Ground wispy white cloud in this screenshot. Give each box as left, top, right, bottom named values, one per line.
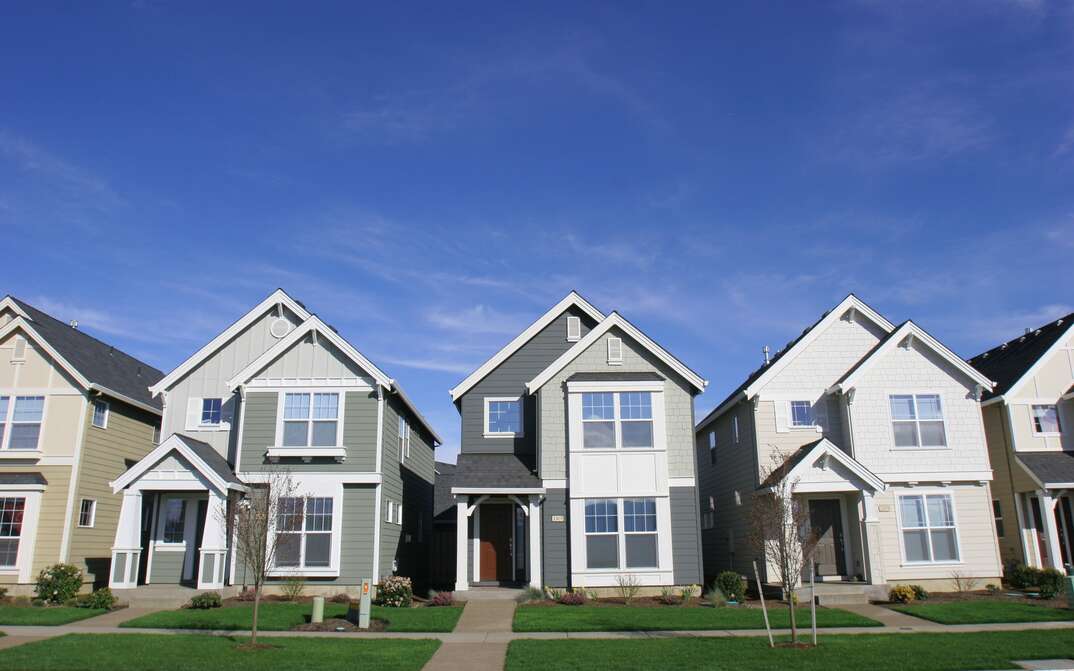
left=1054, top=122, right=1074, bottom=157
left=377, top=355, right=475, bottom=375
left=0, top=130, right=125, bottom=212
left=426, top=304, right=532, bottom=335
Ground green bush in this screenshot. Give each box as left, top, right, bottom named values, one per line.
left=0, top=586, right=7, bottom=600
left=373, top=575, right=413, bottom=607
left=1038, top=568, right=1065, bottom=599
left=1006, top=563, right=1037, bottom=589
left=188, top=592, right=223, bottom=609
left=889, top=585, right=916, bottom=604
left=910, top=584, right=929, bottom=601
left=704, top=584, right=726, bottom=608
left=75, top=588, right=116, bottom=610
left=516, top=586, right=545, bottom=604
left=715, top=571, right=745, bottom=602
left=35, top=564, right=83, bottom=605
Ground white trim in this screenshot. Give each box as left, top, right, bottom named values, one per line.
left=265, top=446, right=347, bottom=463
left=893, top=487, right=964, bottom=567
left=542, top=479, right=567, bottom=489
left=483, top=396, right=524, bottom=439
left=772, top=438, right=887, bottom=493
left=566, top=380, right=665, bottom=393
left=885, top=392, right=951, bottom=450
left=150, top=289, right=311, bottom=396
left=0, top=483, right=45, bottom=492
left=566, top=316, right=581, bottom=342
left=0, top=489, right=42, bottom=582
left=526, top=312, right=707, bottom=393
left=668, top=477, right=695, bottom=488
left=272, top=389, right=346, bottom=456
left=1030, top=403, right=1063, bottom=437
left=77, top=497, right=97, bottom=528
left=607, top=337, right=623, bottom=365
left=58, top=394, right=89, bottom=562
left=450, top=292, right=605, bottom=402
left=998, top=321, right=1074, bottom=403
left=0, top=297, right=30, bottom=319
left=451, top=487, right=546, bottom=495
left=91, top=399, right=109, bottom=429
left=110, top=434, right=246, bottom=494
left=87, top=384, right=161, bottom=416
left=0, top=318, right=91, bottom=390
left=877, top=471, right=993, bottom=483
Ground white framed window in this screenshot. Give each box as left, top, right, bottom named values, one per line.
left=92, top=400, right=109, bottom=429
left=701, top=495, right=716, bottom=530
left=898, top=493, right=960, bottom=564
left=0, top=496, right=26, bottom=567
left=275, top=496, right=333, bottom=569
left=1032, top=404, right=1062, bottom=435
left=789, top=401, right=814, bottom=427
left=162, top=499, right=186, bottom=544
left=583, top=498, right=618, bottom=569
left=484, top=397, right=523, bottom=437
left=395, top=502, right=403, bottom=525
left=890, top=394, right=947, bottom=448
left=398, top=414, right=410, bottom=462
left=280, top=392, right=340, bottom=447
left=78, top=498, right=96, bottom=528
left=566, top=316, right=581, bottom=342
left=583, top=497, right=659, bottom=570
left=385, top=500, right=394, bottom=523
left=201, top=398, right=222, bottom=426
left=607, top=337, right=623, bottom=365
left=12, top=336, right=26, bottom=362
left=185, top=397, right=232, bottom=431
left=1, top=396, right=44, bottom=451
left=732, top=415, right=739, bottom=444
left=992, top=499, right=1004, bottom=538
left=581, top=391, right=653, bottom=449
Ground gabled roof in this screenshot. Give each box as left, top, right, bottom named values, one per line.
left=110, top=434, right=245, bottom=494
left=696, top=294, right=895, bottom=430
left=0, top=297, right=164, bottom=413
left=449, top=291, right=605, bottom=402
left=525, top=312, right=707, bottom=394
left=830, top=320, right=994, bottom=394
left=149, top=288, right=311, bottom=396
left=968, top=312, right=1074, bottom=403
left=760, top=438, right=886, bottom=492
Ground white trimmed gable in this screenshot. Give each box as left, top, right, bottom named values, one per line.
left=245, top=331, right=375, bottom=384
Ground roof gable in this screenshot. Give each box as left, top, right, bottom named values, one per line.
left=969, top=313, right=1074, bottom=403
left=761, top=438, right=885, bottom=492
left=110, top=434, right=245, bottom=494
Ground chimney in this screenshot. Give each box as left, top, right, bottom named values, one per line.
left=762, top=345, right=771, bottom=365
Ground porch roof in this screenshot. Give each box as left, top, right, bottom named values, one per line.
left=110, top=433, right=245, bottom=494
left=0, top=472, right=47, bottom=486
left=449, top=453, right=542, bottom=494
left=760, top=437, right=886, bottom=493
left=1016, top=451, right=1074, bottom=489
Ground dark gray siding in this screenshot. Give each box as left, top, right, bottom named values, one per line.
left=339, top=485, right=376, bottom=583
left=542, top=489, right=569, bottom=587
left=459, top=306, right=598, bottom=456
left=670, top=486, right=702, bottom=584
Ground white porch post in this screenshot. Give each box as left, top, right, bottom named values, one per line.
left=528, top=496, right=542, bottom=589
left=109, top=490, right=142, bottom=589
left=197, top=490, right=229, bottom=590
left=455, top=497, right=469, bottom=591
left=859, top=490, right=884, bottom=585
left=1013, top=492, right=1037, bottom=567
left=1038, top=491, right=1065, bottom=570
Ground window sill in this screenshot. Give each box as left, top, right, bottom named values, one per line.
left=0, top=450, right=42, bottom=460
left=1033, top=432, right=1063, bottom=438
left=154, top=543, right=188, bottom=552
left=891, top=446, right=950, bottom=451
left=268, top=568, right=339, bottom=578
left=790, top=425, right=823, bottom=433
left=900, top=560, right=962, bottom=567
left=266, top=446, right=346, bottom=463
left=483, top=433, right=523, bottom=439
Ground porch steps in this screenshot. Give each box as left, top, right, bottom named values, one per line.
left=113, top=585, right=239, bottom=609
left=808, top=582, right=882, bottom=606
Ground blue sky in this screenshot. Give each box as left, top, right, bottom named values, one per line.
left=2, top=2, right=1073, bottom=462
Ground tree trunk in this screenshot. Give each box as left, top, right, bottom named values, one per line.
left=788, top=588, right=797, bottom=644
left=251, top=586, right=261, bottom=645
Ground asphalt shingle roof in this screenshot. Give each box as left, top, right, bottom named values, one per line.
left=1017, top=451, right=1074, bottom=486
left=175, top=434, right=242, bottom=485
left=452, top=453, right=540, bottom=489
left=969, top=313, right=1074, bottom=401
left=0, top=472, right=47, bottom=486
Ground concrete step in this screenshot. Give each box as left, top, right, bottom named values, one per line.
left=112, top=585, right=239, bottom=609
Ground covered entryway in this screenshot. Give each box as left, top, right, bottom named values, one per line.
left=478, top=503, right=515, bottom=582
left=809, top=498, right=847, bottom=577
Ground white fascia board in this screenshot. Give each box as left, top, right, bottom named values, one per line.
left=784, top=438, right=886, bottom=492
left=878, top=471, right=994, bottom=483
left=226, top=315, right=393, bottom=391
left=88, top=384, right=162, bottom=416
left=526, top=312, right=707, bottom=394
left=110, top=435, right=240, bottom=494
left=150, top=289, right=312, bottom=396
left=832, top=321, right=995, bottom=394
left=390, top=383, right=443, bottom=446
left=449, top=291, right=605, bottom=402
left=1001, top=321, right=1074, bottom=401
left=0, top=318, right=91, bottom=390
left=0, top=296, right=30, bottom=319
left=451, top=487, right=546, bottom=495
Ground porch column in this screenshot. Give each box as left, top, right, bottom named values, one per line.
left=528, top=496, right=542, bottom=589
left=455, top=497, right=469, bottom=591
left=109, top=490, right=142, bottom=589
left=859, top=491, right=884, bottom=585
left=197, top=490, right=229, bottom=590
left=1013, top=492, right=1037, bottom=567
left=1037, top=491, right=1064, bottom=570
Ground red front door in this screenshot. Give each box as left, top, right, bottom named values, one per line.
left=479, top=505, right=513, bottom=582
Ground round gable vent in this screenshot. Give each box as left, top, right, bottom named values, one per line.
left=269, top=318, right=292, bottom=339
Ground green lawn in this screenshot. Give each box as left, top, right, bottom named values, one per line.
left=890, top=599, right=1074, bottom=624
left=507, top=630, right=1074, bottom=671
left=0, top=634, right=438, bottom=671
left=0, top=606, right=108, bottom=626
left=120, top=602, right=463, bottom=632
left=512, top=604, right=880, bottom=632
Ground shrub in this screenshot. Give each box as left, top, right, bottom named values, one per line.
left=1038, top=568, right=1065, bottom=599
left=615, top=574, right=641, bottom=605
left=716, top=571, right=745, bottom=603
left=188, top=592, right=223, bottom=609
left=235, top=588, right=256, bottom=602
left=544, top=586, right=564, bottom=601
left=517, top=586, right=545, bottom=604
left=910, top=585, right=929, bottom=601
left=374, top=575, right=413, bottom=608
left=586, top=589, right=600, bottom=602
left=429, top=591, right=455, bottom=607
left=659, top=586, right=679, bottom=605
left=281, top=575, right=305, bottom=602
left=704, top=584, right=726, bottom=608
left=889, top=585, right=916, bottom=604
left=1006, top=563, right=1037, bottom=589
left=0, top=586, right=7, bottom=600
left=986, top=583, right=1001, bottom=594
left=558, top=591, right=586, bottom=606
left=680, top=584, right=698, bottom=606
left=75, top=588, right=117, bottom=610
left=950, top=571, right=979, bottom=593
left=330, top=593, right=352, bottom=604
left=35, top=564, right=83, bottom=605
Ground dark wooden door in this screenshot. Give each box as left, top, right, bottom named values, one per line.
left=479, top=505, right=513, bottom=582
left=1031, top=497, right=1050, bottom=563
left=809, top=499, right=846, bottom=576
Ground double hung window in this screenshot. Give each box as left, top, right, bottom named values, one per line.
left=276, top=497, right=333, bottom=568
left=0, top=497, right=25, bottom=567
left=583, top=497, right=660, bottom=569
left=282, top=393, right=339, bottom=447
left=890, top=394, right=947, bottom=448
left=581, top=392, right=653, bottom=449
left=899, top=494, right=959, bottom=563
left=0, top=396, right=44, bottom=450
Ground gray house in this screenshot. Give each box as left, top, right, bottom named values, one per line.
left=109, top=289, right=441, bottom=593
left=446, top=292, right=707, bottom=592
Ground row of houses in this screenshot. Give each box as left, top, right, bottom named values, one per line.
left=0, top=289, right=1070, bottom=599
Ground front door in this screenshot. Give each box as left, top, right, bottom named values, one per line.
left=809, top=499, right=846, bottom=576
left=1031, top=497, right=1049, bottom=565
left=479, top=505, right=513, bottom=582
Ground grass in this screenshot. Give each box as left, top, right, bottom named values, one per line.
left=120, top=602, right=464, bottom=632
left=506, top=630, right=1074, bottom=671
left=0, top=606, right=108, bottom=625
left=0, top=634, right=439, bottom=671
left=890, top=599, right=1074, bottom=624
left=512, top=604, right=880, bottom=632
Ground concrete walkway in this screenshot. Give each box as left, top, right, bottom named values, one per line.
left=424, top=599, right=516, bottom=671
left=838, top=602, right=936, bottom=628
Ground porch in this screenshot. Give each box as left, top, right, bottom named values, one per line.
left=453, top=491, right=543, bottom=591
left=1013, top=451, right=1074, bottom=570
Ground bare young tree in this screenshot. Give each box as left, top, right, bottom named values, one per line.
left=748, top=447, right=819, bottom=645
left=224, top=467, right=298, bottom=647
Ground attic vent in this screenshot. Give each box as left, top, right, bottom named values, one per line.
left=607, top=337, right=623, bottom=365
left=269, top=317, right=292, bottom=339
left=12, top=336, right=26, bottom=361
left=566, top=316, right=581, bottom=342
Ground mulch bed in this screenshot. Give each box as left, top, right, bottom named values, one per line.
left=292, top=617, right=387, bottom=632
left=879, top=589, right=1066, bottom=608
left=527, top=596, right=762, bottom=609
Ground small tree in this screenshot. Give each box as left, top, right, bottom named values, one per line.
left=749, top=447, right=819, bottom=645
left=225, top=468, right=297, bottom=646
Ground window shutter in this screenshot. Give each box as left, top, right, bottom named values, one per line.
left=774, top=401, right=789, bottom=433
left=607, top=337, right=623, bottom=364
left=566, top=316, right=581, bottom=342
left=185, top=398, right=202, bottom=430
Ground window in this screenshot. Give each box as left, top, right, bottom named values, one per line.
left=152, top=424, right=161, bottom=444
left=566, top=316, right=581, bottom=342
left=282, top=393, right=339, bottom=447
left=485, top=397, right=522, bottom=436
left=201, top=398, right=222, bottom=426
left=396, top=502, right=403, bottom=525
left=92, top=400, right=109, bottom=429
left=732, top=415, right=739, bottom=444
left=584, top=499, right=618, bottom=569
left=12, top=336, right=26, bottom=362
left=581, top=391, right=653, bottom=449
left=623, top=498, right=658, bottom=568
left=890, top=394, right=947, bottom=448
left=790, top=401, right=814, bottom=427
left=5, top=396, right=44, bottom=450
left=992, top=500, right=1004, bottom=538
left=78, top=499, right=96, bottom=528
left=162, top=499, right=186, bottom=543
left=1032, top=405, right=1062, bottom=435
left=701, top=496, right=716, bottom=530
left=0, top=497, right=25, bottom=567
left=385, top=500, right=394, bottom=523
left=584, top=497, right=659, bottom=570
left=276, top=496, right=333, bottom=568
left=398, top=415, right=410, bottom=461
left=708, top=430, right=717, bottom=465
left=607, top=337, right=623, bottom=364
left=0, top=397, right=6, bottom=448
left=899, top=494, right=959, bottom=563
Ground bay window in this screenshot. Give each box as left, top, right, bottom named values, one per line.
left=282, top=393, right=339, bottom=447
left=899, top=493, right=959, bottom=563
left=890, top=394, right=946, bottom=448
left=582, top=392, right=653, bottom=449
left=276, top=496, right=333, bottom=569
left=0, top=497, right=25, bottom=567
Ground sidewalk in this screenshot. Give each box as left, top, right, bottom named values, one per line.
left=424, top=600, right=516, bottom=670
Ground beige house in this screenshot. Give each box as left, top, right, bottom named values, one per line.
left=970, top=313, right=1074, bottom=571
left=0, top=296, right=162, bottom=594
left=695, top=295, right=1002, bottom=600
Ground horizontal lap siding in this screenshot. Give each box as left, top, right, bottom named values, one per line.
left=380, top=398, right=402, bottom=581
left=149, top=551, right=184, bottom=584
left=340, top=485, right=376, bottom=583
left=542, top=489, right=569, bottom=587
left=670, top=486, right=702, bottom=584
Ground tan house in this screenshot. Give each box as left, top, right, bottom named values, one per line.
left=970, top=313, right=1074, bottom=571
left=0, top=296, right=162, bottom=594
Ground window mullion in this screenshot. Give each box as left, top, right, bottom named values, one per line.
left=614, top=393, right=622, bottom=450
left=618, top=497, right=626, bottom=570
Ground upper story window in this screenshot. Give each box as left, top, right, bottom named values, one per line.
left=790, top=401, right=814, bottom=427
left=899, top=493, right=959, bottom=563
left=889, top=394, right=946, bottom=448
left=1032, top=404, right=1062, bottom=435
left=708, top=430, right=716, bottom=465
left=201, top=398, right=222, bottom=426
left=282, top=392, right=339, bottom=447
left=78, top=498, right=96, bottom=528
left=92, top=400, right=109, bottom=429
left=0, top=396, right=44, bottom=451
left=485, top=397, right=523, bottom=437
left=276, top=496, right=333, bottom=569
left=152, top=424, right=161, bottom=444
left=11, top=336, right=26, bottom=362
left=732, top=415, right=740, bottom=444
left=398, top=414, right=410, bottom=461
left=582, top=391, right=653, bottom=449
left=566, top=316, right=581, bottom=342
